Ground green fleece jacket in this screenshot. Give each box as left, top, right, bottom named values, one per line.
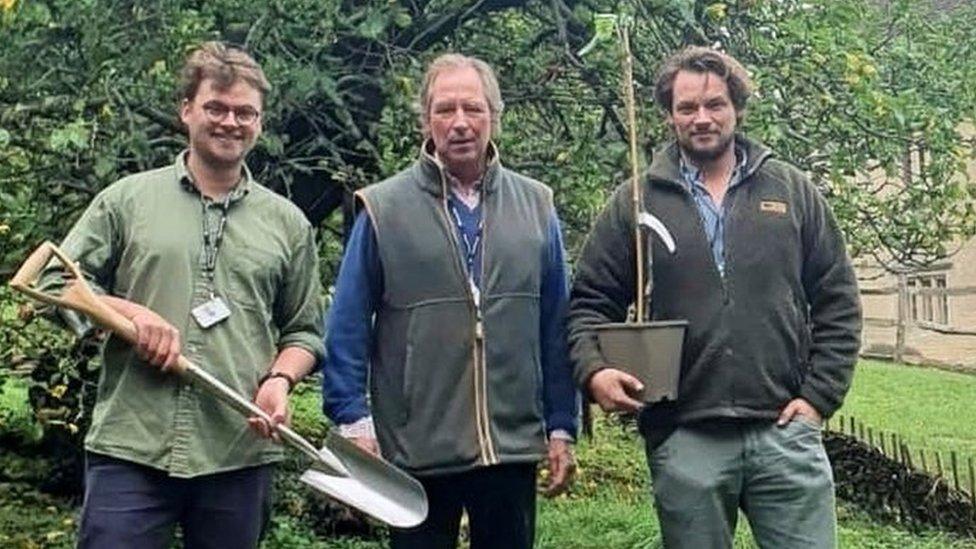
left=568, top=136, right=862, bottom=430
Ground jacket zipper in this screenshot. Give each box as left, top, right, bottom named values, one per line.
left=436, top=167, right=496, bottom=466
left=476, top=185, right=497, bottom=464
left=674, top=186, right=727, bottom=297
left=719, top=187, right=739, bottom=304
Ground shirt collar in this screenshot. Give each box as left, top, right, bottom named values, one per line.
left=175, top=150, right=252, bottom=203
left=678, top=145, right=748, bottom=193
left=439, top=162, right=484, bottom=195
left=418, top=139, right=501, bottom=197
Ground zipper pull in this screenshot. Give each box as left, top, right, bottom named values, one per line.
left=475, top=318, right=485, bottom=341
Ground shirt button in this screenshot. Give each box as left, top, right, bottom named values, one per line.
left=724, top=348, right=734, bottom=357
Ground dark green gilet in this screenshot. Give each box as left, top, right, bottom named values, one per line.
left=357, top=145, right=553, bottom=475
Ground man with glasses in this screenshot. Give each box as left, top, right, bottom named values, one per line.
left=322, top=53, right=578, bottom=548
left=48, top=41, right=324, bottom=548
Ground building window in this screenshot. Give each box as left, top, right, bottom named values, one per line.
left=907, top=273, right=948, bottom=326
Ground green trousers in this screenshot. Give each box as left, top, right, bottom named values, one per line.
left=646, top=418, right=836, bottom=549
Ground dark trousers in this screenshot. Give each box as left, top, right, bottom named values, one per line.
left=78, top=452, right=274, bottom=549
left=390, top=463, right=537, bottom=549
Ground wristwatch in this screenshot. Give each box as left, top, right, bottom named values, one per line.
left=258, top=370, right=296, bottom=393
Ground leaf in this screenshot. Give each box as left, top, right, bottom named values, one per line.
left=48, top=120, right=90, bottom=152
left=261, top=133, right=285, bottom=157
left=705, top=3, right=728, bottom=21
left=393, top=8, right=412, bottom=29
left=93, top=155, right=114, bottom=179
left=357, top=11, right=388, bottom=40
left=673, top=0, right=696, bottom=24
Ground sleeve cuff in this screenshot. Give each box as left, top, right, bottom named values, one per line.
left=799, top=384, right=840, bottom=419
left=572, top=341, right=606, bottom=389
left=548, top=429, right=575, bottom=443
left=278, top=334, right=326, bottom=364
left=338, top=416, right=376, bottom=439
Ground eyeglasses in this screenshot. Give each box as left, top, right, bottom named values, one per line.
left=200, top=100, right=262, bottom=126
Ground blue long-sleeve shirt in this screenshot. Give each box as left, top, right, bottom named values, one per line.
left=322, top=197, right=578, bottom=438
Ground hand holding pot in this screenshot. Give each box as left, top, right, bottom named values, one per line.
left=588, top=367, right=644, bottom=413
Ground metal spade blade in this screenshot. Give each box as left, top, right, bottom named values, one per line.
left=300, top=434, right=428, bottom=529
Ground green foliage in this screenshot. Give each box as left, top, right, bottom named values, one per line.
left=262, top=515, right=384, bottom=549
left=0, top=377, right=42, bottom=445
left=0, top=0, right=359, bottom=276
left=0, top=482, right=75, bottom=549
left=2, top=0, right=973, bottom=275
left=0, top=286, right=93, bottom=439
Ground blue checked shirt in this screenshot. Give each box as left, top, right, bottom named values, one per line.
left=679, top=147, right=748, bottom=277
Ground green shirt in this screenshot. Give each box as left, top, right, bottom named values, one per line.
left=51, top=152, right=325, bottom=477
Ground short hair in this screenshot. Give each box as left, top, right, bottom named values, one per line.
left=417, top=53, right=504, bottom=136
left=653, top=46, right=753, bottom=122
left=178, top=41, right=271, bottom=103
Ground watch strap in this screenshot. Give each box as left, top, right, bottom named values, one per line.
left=258, top=370, right=296, bottom=393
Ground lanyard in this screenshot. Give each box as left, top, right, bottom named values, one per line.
left=201, top=195, right=231, bottom=297
left=449, top=202, right=483, bottom=277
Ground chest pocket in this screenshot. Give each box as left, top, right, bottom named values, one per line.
left=731, top=194, right=801, bottom=272
left=219, top=240, right=284, bottom=316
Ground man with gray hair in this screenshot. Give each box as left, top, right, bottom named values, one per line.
left=569, top=46, right=861, bottom=547
left=47, top=41, right=325, bottom=547
left=322, top=53, right=578, bottom=548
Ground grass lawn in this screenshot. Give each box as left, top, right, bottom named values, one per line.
left=2, top=360, right=976, bottom=548
left=834, top=359, right=976, bottom=491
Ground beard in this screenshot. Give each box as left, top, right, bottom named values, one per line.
left=192, top=132, right=252, bottom=171
left=678, top=130, right=735, bottom=164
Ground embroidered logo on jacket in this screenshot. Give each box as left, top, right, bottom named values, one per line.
left=759, top=200, right=788, bottom=216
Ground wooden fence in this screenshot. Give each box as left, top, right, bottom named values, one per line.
left=826, top=413, right=975, bottom=508
left=861, top=276, right=976, bottom=363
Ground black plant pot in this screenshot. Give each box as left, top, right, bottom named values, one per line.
left=594, top=320, right=688, bottom=403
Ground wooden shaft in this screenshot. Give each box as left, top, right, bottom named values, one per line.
left=967, top=457, right=974, bottom=506
left=951, top=451, right=960, bottom=491
left=618, top=24, right=644, bottom=321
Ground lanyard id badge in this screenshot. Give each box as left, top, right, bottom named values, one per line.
left=449, top=201, right=483, bottom=302
left=191, top=295, right=231, bottom=328
left=193, top=195, right=232, bottom=329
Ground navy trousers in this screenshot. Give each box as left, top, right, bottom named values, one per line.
left=78, top=452, right=274, bottom=549
left=390, top=463, right=537, bottom=549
